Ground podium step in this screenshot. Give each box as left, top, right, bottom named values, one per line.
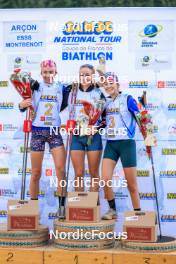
left=53, top=220, right=115, bottom=250
left=0, top=224, right=48, bottom=247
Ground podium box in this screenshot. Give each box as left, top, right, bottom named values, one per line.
left=7, top=200, right=39, bottom=231
left=123, top=211, right=158, bottom=242
left=66, top=192, right=100, bottom=222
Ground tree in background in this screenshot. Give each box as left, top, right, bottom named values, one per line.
left=0, top=0, right=176, bottom=8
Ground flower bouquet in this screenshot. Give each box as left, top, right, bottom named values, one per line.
left=77, top=99, right=105, bottom=145
left=136, top=110, right=157, bottom=158
left=10, top=68, right=32, bottom=100
left=10, top=68, right=34, bottom=119
left=76, top=114, right=90, bottom=136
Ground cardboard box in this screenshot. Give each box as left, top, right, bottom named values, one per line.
left=66, top=192, right=100, bottom=222
left=123, top=211, right=158, bottom=242
left=7, top=200, right=39, bottom=230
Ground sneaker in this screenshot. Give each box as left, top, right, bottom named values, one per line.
left=102, top=208, right=117, bottom=220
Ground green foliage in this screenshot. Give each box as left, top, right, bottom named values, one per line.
left=0, top=0, right=176, bottom=8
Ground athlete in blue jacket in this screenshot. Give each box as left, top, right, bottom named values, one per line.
left=101, top=72, right=141, bottom=220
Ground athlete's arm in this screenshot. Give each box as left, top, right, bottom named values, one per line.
left=60, top=84, right=72, bottom=112
left=18, top=79, right=39, bottom=112
left=127, top=95, right=140, bottom=114
left=30, top=79, right=40, bottom=92
left=19, top=98, right=32, bottom=112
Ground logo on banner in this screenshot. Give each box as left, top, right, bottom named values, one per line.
left=0, top=210, right=7, bottom=217
left=114, top=192, right=128, bottom=199
left=62, top=51, right=112, bottom=61
left=139, top=192, right=156, bottom=200
left=168, top=104, right=176, bottom=111
left=54, top=191, right=60, bottom=197
left=48, top=212, right=58, bottom=219
left=63, top=21, right=113, bottom=35
left=26, top=190, right=45, bottom=198
left=0, top=144, right=12, bottom=153
left=139, top=24, right=163, bottom=48
left=168, top=123, right=176, bottom=135
left=137, top=147, right=148, bottom=157
left=138, top=54, right=170, bottom=69
left=161, top=215, right=176, bottom=222
left=4, top=21, right=46, bottom=50
left=18, top=168, right=31, bottom=176
left=153, top=125, right=158, bottom=133
left=54, top=21, right=122, bottom=61
left=15, top=56, right=22, bottom=64
left=11, top=24, right=37, bottom=32
left=141, top=55, right=151, bottom=66
left=167, top=193, right=176, bottom=199
left=0, top=81, right=8, bottom=87
left=162, top=148, right=176, bottom=155
left=0, top=168, right=9, bottom=174
left=146, top=103, right=159, bottom=112
left=155, top=56, right=170, bottom=65
left=139, top=24, right=163, bottom=38
left=137, top=170, right=150, bottom=177
left=0, top=189, right=17, bottom=197
left=0, top=102, right=14, bottom=109
left=160, top=171, right=176, bottom=178
left=14, top=56, right=23, bottom=68
left=46, top=169, right=53, bottom=176
left=8, top=55, right=42, bottom=71
left=0, top=124, right=18, bottom=132
left=157, top=81, right=176, bottom=88
left=129, top=81, right=149, bottom=88
left=20, top=146, right=30, bottom=153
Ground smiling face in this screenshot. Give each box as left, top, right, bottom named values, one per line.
left=103, top=78, right=119, bottom=97
left=79, top=66, right=94, bottom=88
left=40, top=60, right=57, bottom=84
left=41, top=66, right=57, bottom=84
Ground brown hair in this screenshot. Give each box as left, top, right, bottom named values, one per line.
left=79, top=64, right=95, bottom=74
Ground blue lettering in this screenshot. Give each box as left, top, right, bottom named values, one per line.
left=11, top=24, right=37, bottom=32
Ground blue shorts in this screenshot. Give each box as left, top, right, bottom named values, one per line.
left=71, top=133, right=102, bottom=151
left=30, top=127, right=63, bottom=152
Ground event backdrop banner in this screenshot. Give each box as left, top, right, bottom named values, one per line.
left=0, top=8, right=176, bottom=237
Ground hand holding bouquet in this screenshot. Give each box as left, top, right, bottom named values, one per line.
left=10, top=69, right=32, bottom=100
left=77, top=99, right=105, bottom=144
left=136, top=110, right=157, bottom=158
left=76, top=114, right=90, bottom=136
left=10, top=69, right=35, bottom=120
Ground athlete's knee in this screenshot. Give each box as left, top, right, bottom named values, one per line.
left=31, top=169, right=41, bottom=182
left=102, top=173, right=110, bottom=183
left=89, top=168, right=99, bottom=179
left=55, top=165, right=65, bottom=175
left=75, top=168, right=84, bottom=178
left=128, top=183, right=138, bottom=194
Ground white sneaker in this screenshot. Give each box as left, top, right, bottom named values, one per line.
left=102, top=208, right=117, bottom=220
